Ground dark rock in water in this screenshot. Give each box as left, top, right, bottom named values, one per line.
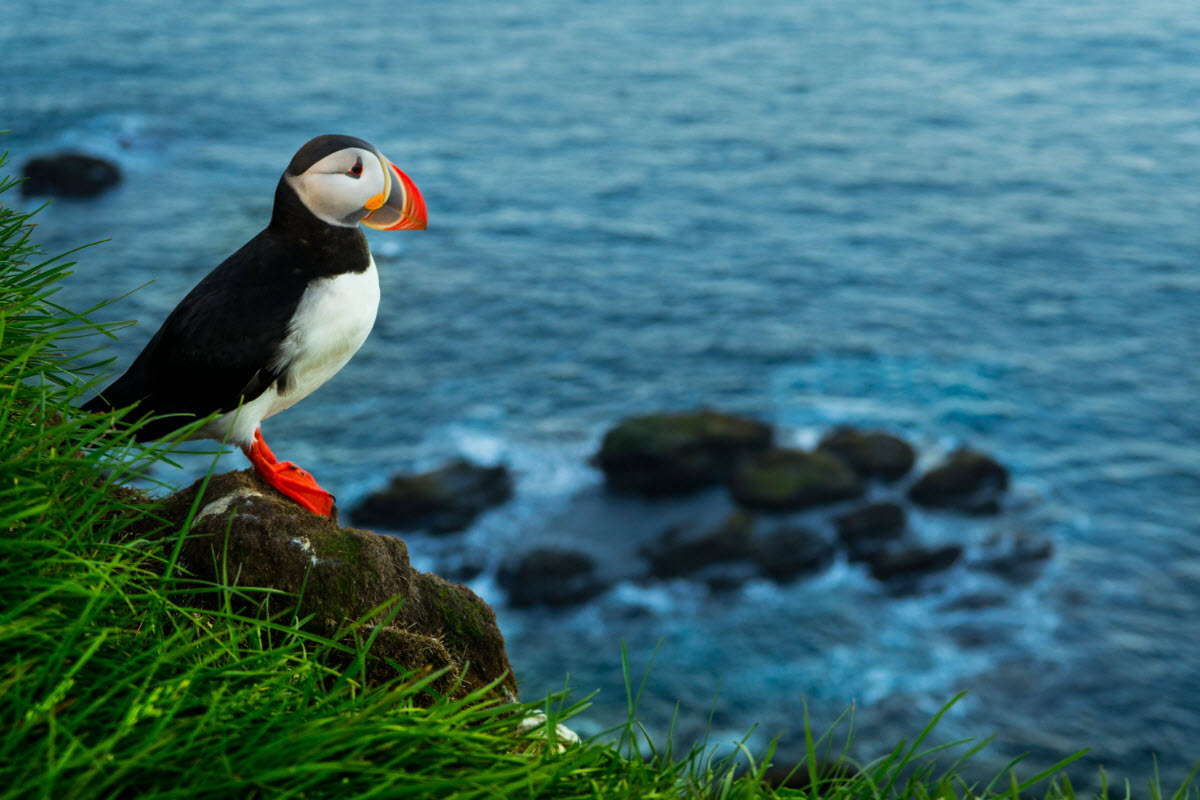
left=817, top=427, right=915, bottom=481
left=753, top=525, right=835, bottom=582
left=836, top=502, right=906, bottom=539
left=941, top=592, right=1010, bottom=612
left=594, top=409, right=773, bottom=495
left=441, top=558, right=486, bottom=584
left=729, top=448, right=864, bottom=511
left=642, top=510, right=757, bottom=579
left=351, top=458, right=513, bottom=534
left=908, top=449, right=1009, bottom=514
left=146, top=470, right=517, bottom=700
left=498, top=548, right=607, bottom=608
left=22, top=152, right=122, bottom=197
left=976, top=529, right=1053, bottom=581
left=764, top=761, right=855, bottom=792
left=869, top=544, right=963, bottom=581
left=835, top=502, right=907, bottom=561
left=696, top=560, right=763, bottom=593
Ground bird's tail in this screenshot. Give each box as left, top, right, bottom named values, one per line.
left=78, top=384, right=161, bottom=443
left=80, top=389, right=207, bottom=444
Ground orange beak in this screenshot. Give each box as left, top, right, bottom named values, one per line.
left=362, top=160, right=427, bottom=231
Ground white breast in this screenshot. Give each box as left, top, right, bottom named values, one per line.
left=268, top=256, right=381, bottom=412
left=200, top=257, right=381, bottom=446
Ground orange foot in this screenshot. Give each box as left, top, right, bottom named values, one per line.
left=242, top=426, right=335, bottom=517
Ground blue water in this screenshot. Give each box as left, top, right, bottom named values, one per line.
left=6, top=0, right=1200, bottom=785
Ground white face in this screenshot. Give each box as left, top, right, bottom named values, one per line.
left=286, top=146, right=389, bottom=227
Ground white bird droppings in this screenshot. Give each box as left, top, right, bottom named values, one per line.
left=516, top=713, right=581, bottom=753
left=196, top=489, right=266, bottom=522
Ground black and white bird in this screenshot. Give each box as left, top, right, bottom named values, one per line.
left=82, top=134, right=427, bottom=516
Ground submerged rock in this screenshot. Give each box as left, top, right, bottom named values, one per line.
left=753, top=525, right=836, bottom=582
left=868, top=544, right=963, bottom=582
left=729, top=448, right=864, bottom=511
left=817, top=428, right=915, bottom=482
left=150, top=470, right=517, bottom=699
left=835, top=502, right=907, bottom=561
left=975, top=529, right=1053, bottom=581
left=22, top=152, right=122, bottom=197
left=498, top=548, right=608, bottom=608
left=351, top=458, right=513, bottom=534
left=908, top=449, right=1008, bottom=514
left=696, top=561, right=764, bottom=593
left=594, top=409, right=773, bottom=495
left=641, top=510, right=757, bottom=579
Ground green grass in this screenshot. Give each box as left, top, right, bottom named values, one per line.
left=1, top=152, right=1196, bottom=799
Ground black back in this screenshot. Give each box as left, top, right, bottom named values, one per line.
left=82, top=176, right=371, bottom=440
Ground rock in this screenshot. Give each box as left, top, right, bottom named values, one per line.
left=497, top=548, right=607, bottom=608
left=351, top=458, right=513, bottom=534
left=21, top=152, right=121, bottom=197
left=753, top=526, right=835, bottom=582
left=729, top=448, right=864, bottom=511
left=941, top=592, right=1009, bottom=612
left=696, top=561, right=763, bottom=593
left=441, top=559, right=486, bottom=584
left=908, top=449, right=1009, bottom=514
left=594, top=409, right=773, bottom=495
left=868, top=544, right=963, bottom=581
left=835, top=502, right=906, bottom=561
left=817, top=428, right=916, bottom=481
left=976, top=530, right=1053, bottom=581
left=147, top=470, right=517, bottom=700
left=642, top=510, right=757, bottom=579
left=764, top=761, right=855, bottom=792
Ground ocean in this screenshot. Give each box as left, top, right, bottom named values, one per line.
left=5, top=0, right=1200, bottom=784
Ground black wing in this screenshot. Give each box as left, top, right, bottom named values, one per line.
left=83, top=229, right=307, bottom=440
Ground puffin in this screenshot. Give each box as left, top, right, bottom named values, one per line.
left=82, top=134, right=427, bottom=517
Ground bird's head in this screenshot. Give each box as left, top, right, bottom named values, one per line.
left=283, top=134, right=427, bottom=231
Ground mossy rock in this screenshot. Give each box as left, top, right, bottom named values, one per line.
left=817, top=427, right=915, bottom=482
left=729, top=448, right=865, bottom=511
left=147, top=470, right=517, bottom=701
left=594, top=409, right=773, bottom=495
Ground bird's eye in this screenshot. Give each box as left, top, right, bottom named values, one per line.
left=346, top=157, right=363, bottom=178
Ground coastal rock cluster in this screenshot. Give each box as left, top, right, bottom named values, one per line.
left=355, top=410, right=1050, bottom=609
